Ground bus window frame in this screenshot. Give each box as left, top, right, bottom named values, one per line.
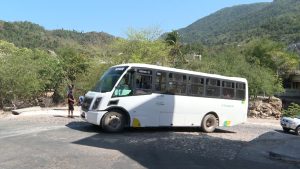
left=205, top=78, right=221, bottom=98
left=132, top=67, right=154, bottom=96
left=235, top=82, right=246, bottom=100
left=118, top=66, right=247, bottom=101
left=166, top=72, right=188, bottom=95
left=221, top=80, right=235, bottom=99
left=154, top=70, right=168, bottom=94
left=187, top=75, right=205, bottom=97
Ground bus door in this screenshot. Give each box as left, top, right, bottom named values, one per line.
left=130, top=68, right=159, bottom=126
left=153, top=71, right=175, bottom=126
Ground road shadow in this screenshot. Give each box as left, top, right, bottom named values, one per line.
left=72, top=131, right=243, bottom=169
left=274, top=129, right=298, bottom=136
left=66, top=121, right=236, bottom=134
left=71, top=130, right=299, bottom=169
left=52, top=108, right=68, bottom=110
left=66, top=121, right=101, bottom=133
left=127, top=127, right=236, bottom=134
left=236, top=131, right=300, bottom=167
left=53, top=115, right=80, bottom=118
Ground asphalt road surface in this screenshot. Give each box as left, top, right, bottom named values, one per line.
left=0, top=113, right=299, bottom=169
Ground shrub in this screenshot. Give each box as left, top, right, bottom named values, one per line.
left=282, top=103, right=300, bottom=117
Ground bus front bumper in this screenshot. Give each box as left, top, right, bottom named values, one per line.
left=81, top=110, right=107, bottom=126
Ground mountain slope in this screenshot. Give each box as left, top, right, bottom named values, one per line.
left=0, top=21, right=114, bottom=50
left=178, top=0, right=300, bottom=45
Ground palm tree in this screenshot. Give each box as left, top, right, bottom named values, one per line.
left=165, top=31, right=184, bottom=67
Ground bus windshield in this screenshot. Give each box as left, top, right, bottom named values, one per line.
left=92, top=66, right=128, bottom=93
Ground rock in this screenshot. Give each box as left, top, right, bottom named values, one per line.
left=3, top=106, right=15, bottom=112
left=248, top=97, right=282, bottom=118
left=249, top=110, right=260, bottom=117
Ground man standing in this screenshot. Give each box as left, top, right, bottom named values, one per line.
left=68, top=89, right=75, bottom=118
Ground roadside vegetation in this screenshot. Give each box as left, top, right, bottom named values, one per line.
left=282, top=103, right=300, bottom=117
left=0, top=24, right=299, bottom=109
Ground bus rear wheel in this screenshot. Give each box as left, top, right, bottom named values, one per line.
left=102, top=111, right=125, bottom=133
left=201, top=114, right=218, bottom=133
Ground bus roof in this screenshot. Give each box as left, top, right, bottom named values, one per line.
left=113, top=63, right=247, bottom=83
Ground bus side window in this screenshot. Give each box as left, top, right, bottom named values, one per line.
left=155, top=71, right=167, bottom=93
left=222, top=81, right=235, bottom=99
left=188, top=76, right=204, bottom=96
left=134, top=69, right=152, bottom=95
left=206, top=78, right=220, bottom=97
left=166, top=73, right=186, bottom=95
left=236, top=82, right=246, bottom=100
left=176, top=74, right=187, bottom=95
left=167, top=73, right=176, bottom=94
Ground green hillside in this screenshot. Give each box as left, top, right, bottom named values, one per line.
left=177, top=0, right=300, bottom=45
left=0, top=21, right=114, bottom=51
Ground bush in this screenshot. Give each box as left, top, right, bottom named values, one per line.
left=282, top=103, right=300, bottom=117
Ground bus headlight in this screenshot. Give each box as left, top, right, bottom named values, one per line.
left=92, top=97, right=102, bottom=110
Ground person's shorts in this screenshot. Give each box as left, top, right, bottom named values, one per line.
left=68, top=104, right=74, bottom=111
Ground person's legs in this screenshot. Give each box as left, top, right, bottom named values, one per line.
left=68, top=104, right=71, bottom=117
left=70, top=104, right=74, bottom=118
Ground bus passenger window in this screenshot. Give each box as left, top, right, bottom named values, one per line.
left=155, top=71, right=167, bottom=93
left=134, top=69, right=152, bottom=95
left=176, top=75, right=187, bottom=95
left=236, top=83, right=246, bottom=100
left=166, top=73, right=186, bottom=95
left=221, top=81, right=234, bottom=99
left=175, top=74, right=186, bottom=95
left=206, top=78, right=220, bottom=97
left=188, top=76, right=204, bottom=96
left=167, top=73, right=176, bottom=94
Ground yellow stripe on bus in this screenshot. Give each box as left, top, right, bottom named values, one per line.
left=132, top=118, right=141, bottom=127
left=224, top=120, right=231, bottom=126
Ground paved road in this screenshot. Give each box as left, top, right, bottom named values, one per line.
left=0, top=113, right=299, bottom=169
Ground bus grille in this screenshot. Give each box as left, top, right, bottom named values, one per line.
left=81, top=97, right=93, bottom=112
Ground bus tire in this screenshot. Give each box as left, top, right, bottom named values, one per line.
left=101, top=111, right=125, bottom=133
left=201, top=114, right=218, bottom=133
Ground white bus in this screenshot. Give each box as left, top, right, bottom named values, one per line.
left=81, top=63, right=248, bottom=132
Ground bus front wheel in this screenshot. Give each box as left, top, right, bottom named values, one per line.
left=102, top=111, right=125, bottom=132
left=201, top=114, right=218, bottom=133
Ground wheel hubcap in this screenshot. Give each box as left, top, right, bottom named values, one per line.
left=109, top=115, right=121, bottom=128
left=206, top=118, right=214, bottom=128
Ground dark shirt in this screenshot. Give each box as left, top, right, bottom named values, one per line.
left=68, top=92, right=74, bottom=105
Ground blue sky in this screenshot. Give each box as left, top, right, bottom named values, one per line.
left=0, top=0, right=272, bottom=37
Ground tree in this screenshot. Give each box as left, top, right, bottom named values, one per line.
left=243, top=39, right=298, bottom=76
left=165, top=31, right=185, bottom=67
left=109, top=28, right=171, bottom=66
left=74, top=58, right=111, bottom=96
left=57, top=47, right=89, bottom=82
left=0, top=40, right=59, bottom=107
left=51, top=47, right=89, bottom=103
left=126, top=26, right=163, bottom=42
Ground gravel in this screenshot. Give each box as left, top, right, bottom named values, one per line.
left=0, top=108, right=281, bottom=142
left=0, top=108, right=283, bottom=160
left=1, top=110, right=295, bottom=168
